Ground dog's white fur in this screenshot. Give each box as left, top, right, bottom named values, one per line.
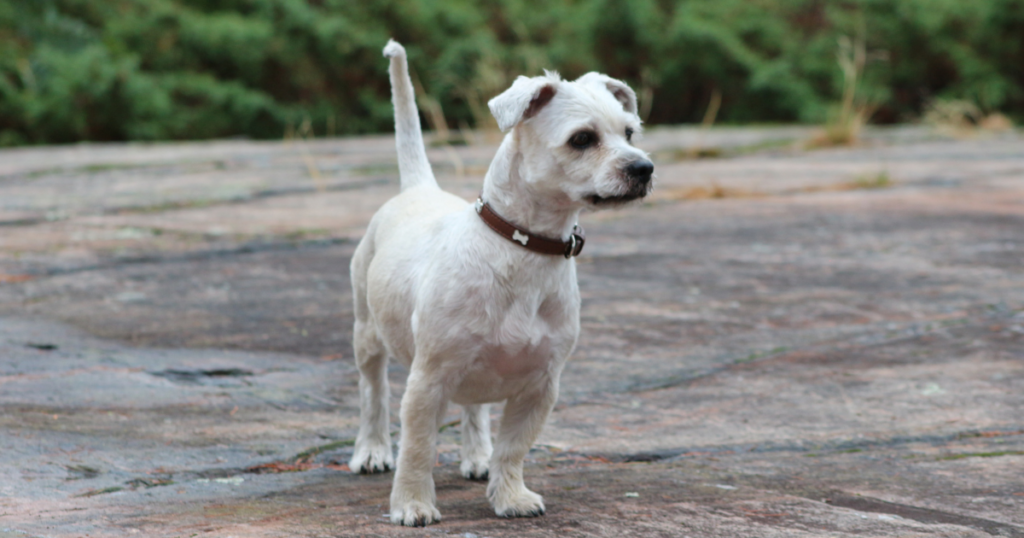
left=349, top=39, right=652, bottom=527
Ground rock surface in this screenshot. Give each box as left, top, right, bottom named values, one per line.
left=1, top=126, right=1022, bottom=537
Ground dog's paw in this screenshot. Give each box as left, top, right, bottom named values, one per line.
left=349, top=442, right=394, bottom=474
left=491, top=487, right=546, bottom=518
left=390, top=501, right=441, bottom=527
left=460, top=458, right=489, bottom=480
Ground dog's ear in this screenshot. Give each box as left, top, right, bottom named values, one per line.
left=575, top=72, right=638, bottom=116
left=488, top=75, right=559, bottom=132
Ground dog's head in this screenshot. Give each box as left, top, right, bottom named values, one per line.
left=488, top=71, right=654, bottom=209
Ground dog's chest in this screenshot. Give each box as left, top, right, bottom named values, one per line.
left=484, top=314, right=559, bottom=377
left=452, top=292, right=578, bottom=404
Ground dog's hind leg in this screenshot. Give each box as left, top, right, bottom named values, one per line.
left=349, top=319, right=394, bottom=474
left=349, top=238, right=394, bottom=474
left=486, top=378, right=557, bottom=518
left=460, top=404, right=492, bottom=480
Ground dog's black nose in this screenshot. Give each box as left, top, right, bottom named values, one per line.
left=626, top=160, right=654, bottom=182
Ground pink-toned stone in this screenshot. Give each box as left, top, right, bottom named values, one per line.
left=1, top=126, right=1022, bottom=537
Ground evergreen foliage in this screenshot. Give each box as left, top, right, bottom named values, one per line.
left=0, top=0, right=1021, bottom=145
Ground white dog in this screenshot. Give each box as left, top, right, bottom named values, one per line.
left=348, top=39, right=653, bottom=527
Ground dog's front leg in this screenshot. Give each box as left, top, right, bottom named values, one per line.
left=390, top=367, right=448, bottom=526
left=487, top=377, right=558, bottom=518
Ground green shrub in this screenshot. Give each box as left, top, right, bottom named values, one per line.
left=0, top=0, right=1021, bottom=146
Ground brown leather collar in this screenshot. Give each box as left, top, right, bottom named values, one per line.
left=475, top=197, right=585, bottom=258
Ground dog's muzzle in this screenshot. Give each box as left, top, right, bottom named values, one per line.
left=588, top=159, right=655, bottom=205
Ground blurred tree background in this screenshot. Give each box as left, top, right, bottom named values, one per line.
left=0, top=0, right=1021, bottom=146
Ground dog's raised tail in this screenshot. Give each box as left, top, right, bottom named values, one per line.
left=383, top=40, right=437, bottom=192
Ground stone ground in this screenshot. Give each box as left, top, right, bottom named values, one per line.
left=1, top=125, right=1023, bottom=538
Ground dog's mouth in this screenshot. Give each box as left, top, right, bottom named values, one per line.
left=586, top=183, right=652, bottom=206
left=587, top=192, right=645, bottom=205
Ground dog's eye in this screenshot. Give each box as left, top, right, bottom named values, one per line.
left=569, top=131, right=595, bottom=150
left=625, top=128, right=634, bottom=142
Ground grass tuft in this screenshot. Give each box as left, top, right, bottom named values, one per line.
left=938, top=451, right=1024, bottom=461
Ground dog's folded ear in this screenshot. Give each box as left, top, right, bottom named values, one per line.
left=488, top=74, right=559, bottom=132
left=575, top=72, right=638, bottom=116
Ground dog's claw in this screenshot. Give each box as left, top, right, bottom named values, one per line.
left=350, top=442, right=394, bottom=475
left=499, top=507, right=545, bottom=518
left=359, top=461, right=391, bottom=474
left=390, top=501, right=441, bottom=527
left=461, top=466, right=488, bottom=481
left=491, top=487, right=546, bottom=518
left=460, top=458, right=490, bottom=481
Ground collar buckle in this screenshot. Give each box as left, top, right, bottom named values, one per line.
left=564, top=224, right=585, bottom=258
